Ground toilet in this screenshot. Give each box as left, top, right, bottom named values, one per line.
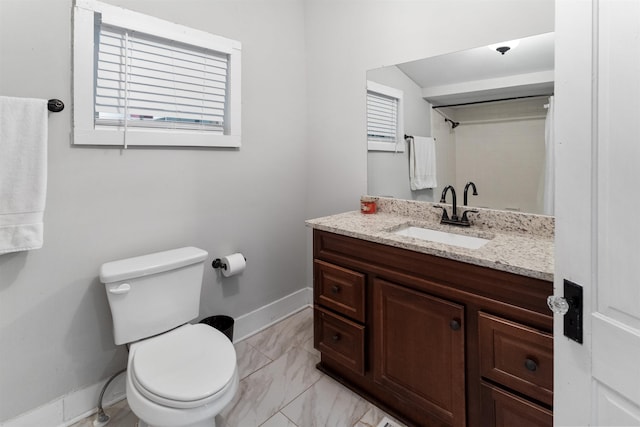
left=100, top=247, right=238, bottom=427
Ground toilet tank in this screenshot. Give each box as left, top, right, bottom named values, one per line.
left=99, top=247, right=208, bottom=345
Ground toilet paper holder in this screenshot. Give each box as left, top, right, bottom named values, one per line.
left=212, top=256, right=246, bottom=271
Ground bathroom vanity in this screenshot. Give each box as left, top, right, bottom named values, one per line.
left=307, top=198, right=554, bottom=427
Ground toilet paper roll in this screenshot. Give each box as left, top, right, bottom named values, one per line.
left=222, top=253, right=246, bottom=277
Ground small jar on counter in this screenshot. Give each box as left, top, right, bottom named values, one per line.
left=360, top=196, right=378, bottom=214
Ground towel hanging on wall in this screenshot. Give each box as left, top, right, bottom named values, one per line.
left=0, top=96, right=48, bottom=254
left=409, top=136, right=437, bottom=190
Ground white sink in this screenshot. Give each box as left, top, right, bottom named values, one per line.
left=393, top=226, right=490, bottom=249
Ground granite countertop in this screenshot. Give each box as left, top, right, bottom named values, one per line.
left=306, top=198, right=554, bottom=282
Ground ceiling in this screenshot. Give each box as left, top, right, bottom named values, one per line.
left=396, top=32, right=555, bottom=106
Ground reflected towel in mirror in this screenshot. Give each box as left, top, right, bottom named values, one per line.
left=409, top=136, right=437, bottom=190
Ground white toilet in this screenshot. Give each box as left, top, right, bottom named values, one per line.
left=100, top=247, right=238, bottom=427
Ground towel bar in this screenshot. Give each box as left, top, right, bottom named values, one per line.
left=47, top=99, right=64, bottom=112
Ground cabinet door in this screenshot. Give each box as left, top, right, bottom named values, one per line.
left=478, top=312, right=553, bottom=406
left=481, top=382, right=552, bottom=427
left=314, top=259, right=365, bottom=322
left=314, top=306, right=365, bottom=375
left=373, top=278, right=466, bottom=427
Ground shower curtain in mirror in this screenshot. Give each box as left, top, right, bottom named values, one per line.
left=543, top=96, right=555, bottom=215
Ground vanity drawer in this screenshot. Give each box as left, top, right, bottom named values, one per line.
left=314, top=306, right=365, bottom=375
left=479, top=312, right=553, bottom=406
left=481, top=382, right=552, bottom=427
left=314, top=260, right=365, bottom=322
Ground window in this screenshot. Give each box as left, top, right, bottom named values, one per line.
left=366, top=81, right=404, bottom=152
left=73, top=0, right=241, bottom=147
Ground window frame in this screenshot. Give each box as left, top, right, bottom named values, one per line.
left=366, top=80, right=404, bottom=152
left=73, top=0, right=241, bottom=148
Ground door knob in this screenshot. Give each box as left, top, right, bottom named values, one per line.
left=548, top=280, right=584, bottom=344
left=546, top=295, right=569, bottom=315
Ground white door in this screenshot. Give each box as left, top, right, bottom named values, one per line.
left=554, top=0, right=640, bottom=425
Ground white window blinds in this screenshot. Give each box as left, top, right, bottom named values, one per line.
left=367, top=91, right=398, bottom=143
left=96, top=23, right=229, bottom=133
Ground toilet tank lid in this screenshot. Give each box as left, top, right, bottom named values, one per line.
left=100, top=247, right=208, bottom=283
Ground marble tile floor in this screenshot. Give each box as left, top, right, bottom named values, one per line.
left=71, top=308, right=406, bottom=427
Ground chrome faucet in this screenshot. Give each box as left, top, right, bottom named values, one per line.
left=463, top=181, right=478, bottom=206
left=437, top=185, right=478, bottom=227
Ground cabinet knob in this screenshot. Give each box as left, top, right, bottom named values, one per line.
left=450, top=319, right=461, bottom=331
left=524, top=358, right=538, bottom=372
left=331, top=285, right=340, bottom=294
left=332, top=333, right=341, bottom=341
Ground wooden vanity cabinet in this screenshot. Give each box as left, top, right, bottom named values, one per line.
left=312, top=229, right=554, bottom=427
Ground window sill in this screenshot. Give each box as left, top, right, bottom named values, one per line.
left=367, top=141, right=405, bottom=152
left=74, top=127, right=240, bottom=148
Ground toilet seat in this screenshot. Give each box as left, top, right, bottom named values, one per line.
left=131, top=324, right=236, bottom=409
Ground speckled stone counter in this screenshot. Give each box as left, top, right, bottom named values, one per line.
left=306, top=197, right=554, bottom=282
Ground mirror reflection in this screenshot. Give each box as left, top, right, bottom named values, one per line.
left=366, top=32, right=555, bottom=215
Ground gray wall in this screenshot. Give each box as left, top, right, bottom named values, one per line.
left=367, top=66, right=433, bottom=201
left=0, top=0, right=308, bottom=421
left=0, top=0, right=555, bottom=422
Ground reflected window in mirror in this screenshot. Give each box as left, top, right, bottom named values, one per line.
left=366, top=81, right=405, bottom=152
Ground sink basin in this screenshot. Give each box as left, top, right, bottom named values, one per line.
left=393, top=226, right=491, bottom=249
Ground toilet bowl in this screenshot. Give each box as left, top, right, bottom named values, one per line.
left=99, top=247, right=239, bottom=427
left=126, top=324, right=238, bottom=427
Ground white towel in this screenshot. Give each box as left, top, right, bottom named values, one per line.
left=0, top=96, right=48, bottom=254
left=409, top=136, right=437, bottom=190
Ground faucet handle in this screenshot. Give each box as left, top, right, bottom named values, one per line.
left=434, top=205, right=449, bottom=221
left=461, top=209, right=479, bottom=224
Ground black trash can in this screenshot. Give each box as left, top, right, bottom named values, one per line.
left=199, top=315, right=234, bottom=342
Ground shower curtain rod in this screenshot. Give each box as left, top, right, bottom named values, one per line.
left=431, top=94, right=553, bottom=109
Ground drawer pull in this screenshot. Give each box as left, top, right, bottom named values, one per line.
left=332, top=333, right=341, bottom=341
left=450, top=319, right=461, bottom=331
left=524, top=358, right=538, bottom=372
left=331, top=285, right=340, bottom=294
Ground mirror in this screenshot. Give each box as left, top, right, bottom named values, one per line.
left=366, top=33, right=554, bottom=215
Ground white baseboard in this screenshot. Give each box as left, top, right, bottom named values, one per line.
left=61, top=374, right=127, bottom=426
left=0, top=286, right=312, bottom=427
left=0, top=375, right=126, bottom=427
left=233, top=286, right=313, bottom=342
